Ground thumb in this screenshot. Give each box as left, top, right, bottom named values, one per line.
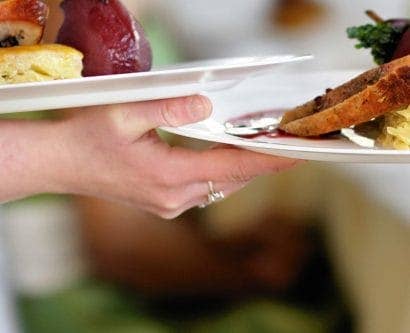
left=119, top=95, right=212, bottom=136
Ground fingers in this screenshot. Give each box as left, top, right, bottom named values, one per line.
left=199, top=149, right=302, bottom=183
left=149, top=147, right=302, bottom=219
left=152, top=181, right=250, bottom=220
left=137, top=147, right=303, bottom=219
left=118, top=95, right=212, bottom=137
left=172, top=147, right=303, bottom=184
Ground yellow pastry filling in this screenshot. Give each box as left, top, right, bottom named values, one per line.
left=0, top=44, right=83, bottom=85
left=377, top=105, right=410, bottom=150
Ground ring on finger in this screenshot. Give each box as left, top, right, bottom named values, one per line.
left=198, top=181, right=225, bottom=208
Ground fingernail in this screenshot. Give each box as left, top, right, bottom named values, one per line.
left=190, top=96, right=212, bottom=120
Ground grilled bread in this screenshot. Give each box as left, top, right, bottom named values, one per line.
left=280, top=55, right=410, bottom=136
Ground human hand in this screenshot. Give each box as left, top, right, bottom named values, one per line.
left=2, top=96, right=302, bottom=218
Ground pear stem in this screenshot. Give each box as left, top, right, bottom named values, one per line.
left=366, top=10, right=384, bottom=24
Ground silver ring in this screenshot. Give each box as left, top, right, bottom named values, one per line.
left=198, top=181, right=225, bottom=208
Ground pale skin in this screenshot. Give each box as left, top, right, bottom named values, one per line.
left=0, top=95, right=301, bottom=219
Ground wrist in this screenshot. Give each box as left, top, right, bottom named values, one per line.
left=39, top=119, right=79, bottom=195
left=47, top=114, right=110, bottom=198
left=39, top=117, right=97, bottom=197
left=0, top=119, right=77, bottom=201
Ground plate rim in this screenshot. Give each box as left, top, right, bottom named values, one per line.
left=0, top=54, right=313, bottom=91
left=161, top=122, right=410, bottom=158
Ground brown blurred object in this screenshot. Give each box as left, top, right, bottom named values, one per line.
left=271, top=0, right=326, bottom=31
left=76, top=196, right=314, bottom=297
left=42, top=0, right=63, bottom=43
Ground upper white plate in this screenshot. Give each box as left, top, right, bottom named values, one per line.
left=0, top=55, right=311, bottom=114
left=161, top=70, right=410, bottom=164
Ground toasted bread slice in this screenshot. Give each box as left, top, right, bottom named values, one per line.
left=280, top=55, right=410, bottom=136
left=0, top=44, right=83, bottom=84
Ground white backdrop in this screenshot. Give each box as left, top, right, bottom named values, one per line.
left=150, top=0, right=408, bottom=69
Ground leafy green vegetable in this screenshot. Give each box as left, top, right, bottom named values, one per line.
left=347, top=22, right=403, bottom=64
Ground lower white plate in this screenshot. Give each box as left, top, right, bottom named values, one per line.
left=162, top=70, right=410, bottom=163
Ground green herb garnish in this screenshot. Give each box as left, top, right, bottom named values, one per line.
left=347, top=22, right=403, bottom=65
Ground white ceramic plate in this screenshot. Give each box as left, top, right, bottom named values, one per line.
left=0, top=55, right=311, bottom=114
left=161, top=70, right=410, bottom=163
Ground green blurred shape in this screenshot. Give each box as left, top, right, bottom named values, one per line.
left=0, top=110, right=58, bottom=120
left=143, top=16, right=183, bottom=67
left=19, top=282, right=172, bottom=333
left=3, top=193, right=69, bottom=208
left=19, top=282, right=338, bottom=333
left=192, top=301, right=330, bottom=333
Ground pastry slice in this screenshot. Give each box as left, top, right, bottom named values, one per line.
left=0, top=44, right=83, bottom=84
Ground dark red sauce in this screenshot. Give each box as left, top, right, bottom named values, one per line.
left=227, top=109, right=285, bottom=125
left=235, top=128, right=295, bottom=139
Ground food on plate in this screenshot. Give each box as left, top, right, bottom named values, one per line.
left=57, top=0, right=152, bottom=77
left=280, top=11, right=410, bottom=149
left=0, top=0, right=82, bottom=85
left=377, top=105, right=410, bottom=149
left=279, top=55, right=410, bottom=137
left=0, top=0, right=49, bottom=47
left=0, top=0, right=152, bottom=85
left=0, top=44, right=83, bottom=84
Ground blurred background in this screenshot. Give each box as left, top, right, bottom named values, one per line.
left=1, top=0, right=410, bottom=332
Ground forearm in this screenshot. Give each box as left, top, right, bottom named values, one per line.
left=0, top=119, right=68, bottom=202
